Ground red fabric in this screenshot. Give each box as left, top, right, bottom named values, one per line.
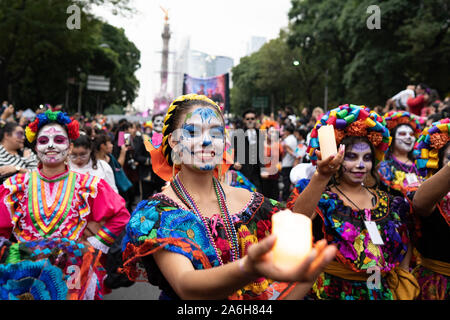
left=407, top=95, right=425, bottom=116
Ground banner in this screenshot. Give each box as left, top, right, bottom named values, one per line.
left=183, top=73, right=230, bottom=113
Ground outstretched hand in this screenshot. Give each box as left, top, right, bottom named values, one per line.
left=242, top=235, right=337, bottom=283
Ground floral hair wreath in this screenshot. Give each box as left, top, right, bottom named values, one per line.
left=413, top=118, right=450, bottom=176
left=383, top=111, right=422, bottom=138
left=307, top=104, right=391, bottom=165
left=25, top=110, right=80, bottom=143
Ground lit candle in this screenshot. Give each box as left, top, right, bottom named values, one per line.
left=271, top=209, right=312, bottom=271
left=318, top=125, right=338, bottom=160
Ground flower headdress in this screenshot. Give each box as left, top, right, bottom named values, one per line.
left=307, top=104, right=391, bottom=165
left=260, top=119, right=279, bottom=130
left=143, top=93, right=233, bottom=181
left=383, top=111, right=422, bottom=137
left=413, top=118, right=450, bottom=176
left=25, top=110, right=80, bottom=143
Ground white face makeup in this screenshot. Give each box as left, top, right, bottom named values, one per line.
left=153, top=116, right=164, bottom=133
left=171, top=106, right=225, bottom=171
left=36, top=124, right=70, bottom=165
left=341, top=142, right=373, bottom=185
left=395, top=125, right=415, bottom=153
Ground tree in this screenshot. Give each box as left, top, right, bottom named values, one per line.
left=288, top=0, right=450, bottom=107
left=0, top=0, right=140, bottom=114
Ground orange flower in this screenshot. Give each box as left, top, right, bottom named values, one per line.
left=346, top=119, right=368, bottom=136
left=368, top=131, right=383, bottom=147
left=430, top=133, right=450, bottom=150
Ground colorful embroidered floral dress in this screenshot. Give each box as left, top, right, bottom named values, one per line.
left=287, top=179, right=411, bottom=300
left=122, top=192, right=297, bottom=300
left=378, top=154, right=425, bottom=195
left=227, top=170, right=257, bottom=193
left=0, top=167, right=130, bottom=299
left=412, top=193, right=450, bottom=300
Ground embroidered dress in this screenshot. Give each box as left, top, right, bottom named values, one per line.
left=0, top=167, right=130, bottom=299
left=287, top=179, right=411, bottom=300
left=412, top=194, right=450, bottom=300
left=227, top=170, right=257, bottom=192
left=378, top=155, right=425, bottom=195
left=122, top=192, right=297, bottom=300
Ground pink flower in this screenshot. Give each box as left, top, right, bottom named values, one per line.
left=341, top=222, right=359, bottom=242
left=215, top=237, right=231, bottom=263
left=339, top=241, right=358, bottom=261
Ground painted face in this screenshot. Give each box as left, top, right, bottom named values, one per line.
left=341, top=142, right=373, bottom=185
left=442, top=143, right=450, bottom=168
left=172, top=106, right=225, bottom=171
left=36, top=124, right=70, bottom=165
left=395, top=125, right=415, bottom=153
left=153, top=116, right=164, bottom=133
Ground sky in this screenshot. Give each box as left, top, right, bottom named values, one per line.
left=91, top=0, right=293, bottom=111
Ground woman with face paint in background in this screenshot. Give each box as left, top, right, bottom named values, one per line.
left=378, top=111, right=424, bottom=196
left=287, top=104, right=420, bottom=300
left=121, top=94, right=337, bottom=300
left=0, top=110, right=130, bottom=300
left=411, top=118, right=450, bottom=300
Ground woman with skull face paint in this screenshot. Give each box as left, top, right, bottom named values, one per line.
left=121, top=94, right=337, bottom=300
left=0, top=110, right=130, bottom=300
left=378, top=111, right=424, bottom=196
left=287, top=104, right=420, bottom=300
left=411, top=118, right=450, bottom=299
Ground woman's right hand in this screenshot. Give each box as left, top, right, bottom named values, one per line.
left=315, top=145, right=345, bottom=179
left=241, top=235, right=337, bottom=283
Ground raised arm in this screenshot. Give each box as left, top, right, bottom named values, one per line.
left=413, top=162, right=450, bottom=217
left=153, top=235, right=336, bottom=300
left=292, top=146, right=345, bottom=217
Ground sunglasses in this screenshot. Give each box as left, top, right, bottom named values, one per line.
left=69, top=153, right=90, bottom=160
left=245, top=117, right=255, bottom=121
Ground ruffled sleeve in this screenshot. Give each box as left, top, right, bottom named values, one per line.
left=0, top=173, right=28, bottom=239
left=121, top=197, right=217, bottom=283
left=86, top=179, right=130, bottom=253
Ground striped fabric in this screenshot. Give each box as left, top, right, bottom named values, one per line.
left=0, top=144, right=38, bottom=170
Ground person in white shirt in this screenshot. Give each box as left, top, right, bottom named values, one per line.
left=386, top=85, right=415, bottom=110
left=280, top=125, right=297, bottom=201
left=69, top=134, right=119, bottom=193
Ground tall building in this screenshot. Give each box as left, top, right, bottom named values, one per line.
left=246, top=36, right=267, bottom=55
left=172, top=39, right=234, bottom=96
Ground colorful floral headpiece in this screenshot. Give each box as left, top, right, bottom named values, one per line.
left=413, top=118, right=450, bottom=176
left=383, top=111, right=422, bottom=137
left=307, top=104, right=391, bottom=165
left=260, top=120, right=279, bottom=130
left=143, top=121, right=152, bottom=128
left=25, top=110, right=80, bottom=143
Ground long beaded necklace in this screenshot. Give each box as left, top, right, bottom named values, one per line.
left=170, top=174, right=240, bottom=265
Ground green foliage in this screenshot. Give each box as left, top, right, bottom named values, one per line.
left=0, top=0, right=140, bottom=114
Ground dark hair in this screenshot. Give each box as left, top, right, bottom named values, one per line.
left=162, top=99, right=223, bottom=166
left=388, top=123, right=415, bottom=161
left=331, top=135, right=379, bottom=188
left=242, top=109, right=256, bottom=118
left=284, top=125, right=295, bottom=134
left=152, top=113, right=165, bottom=122
left=72, top=134, right=98, bottom=170
left=417, top=83, right=430, bottom=94
left=438, top=141, right=450, bottom=169
left=0, top=122, right=19, bottom=142
left=295, top=128, right=307, bottom=139
left=93, top=133, right=112, bottom=153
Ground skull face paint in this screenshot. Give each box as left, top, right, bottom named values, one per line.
left=341, top=142, right=373, bottom=185
left=153, top=115, right=164, bottom=133
left=395, top=125, right=415, bottom=153
left=172, top=106, right=225, bottom=171
left=36, top=124, right=70, bottom=165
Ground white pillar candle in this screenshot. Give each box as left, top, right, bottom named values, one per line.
left=318, top=125, right=338, bottom=160
left=271, top=209, right=312, bottom=271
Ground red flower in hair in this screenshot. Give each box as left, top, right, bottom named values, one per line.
left=66, top=119, right=80, bottom=140
left=28, top=119, right=39, bottom=132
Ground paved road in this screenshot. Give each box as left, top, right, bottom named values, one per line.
left=104, top=282, right=161, bottom=300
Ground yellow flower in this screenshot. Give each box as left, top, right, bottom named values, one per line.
left=25, top=126, right=36, bottom=143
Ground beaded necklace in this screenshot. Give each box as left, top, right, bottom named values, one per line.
left=170, top=173, right=240, bottom=265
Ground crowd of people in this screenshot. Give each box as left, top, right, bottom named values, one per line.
left=0, top=81, right=448, bottom=300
